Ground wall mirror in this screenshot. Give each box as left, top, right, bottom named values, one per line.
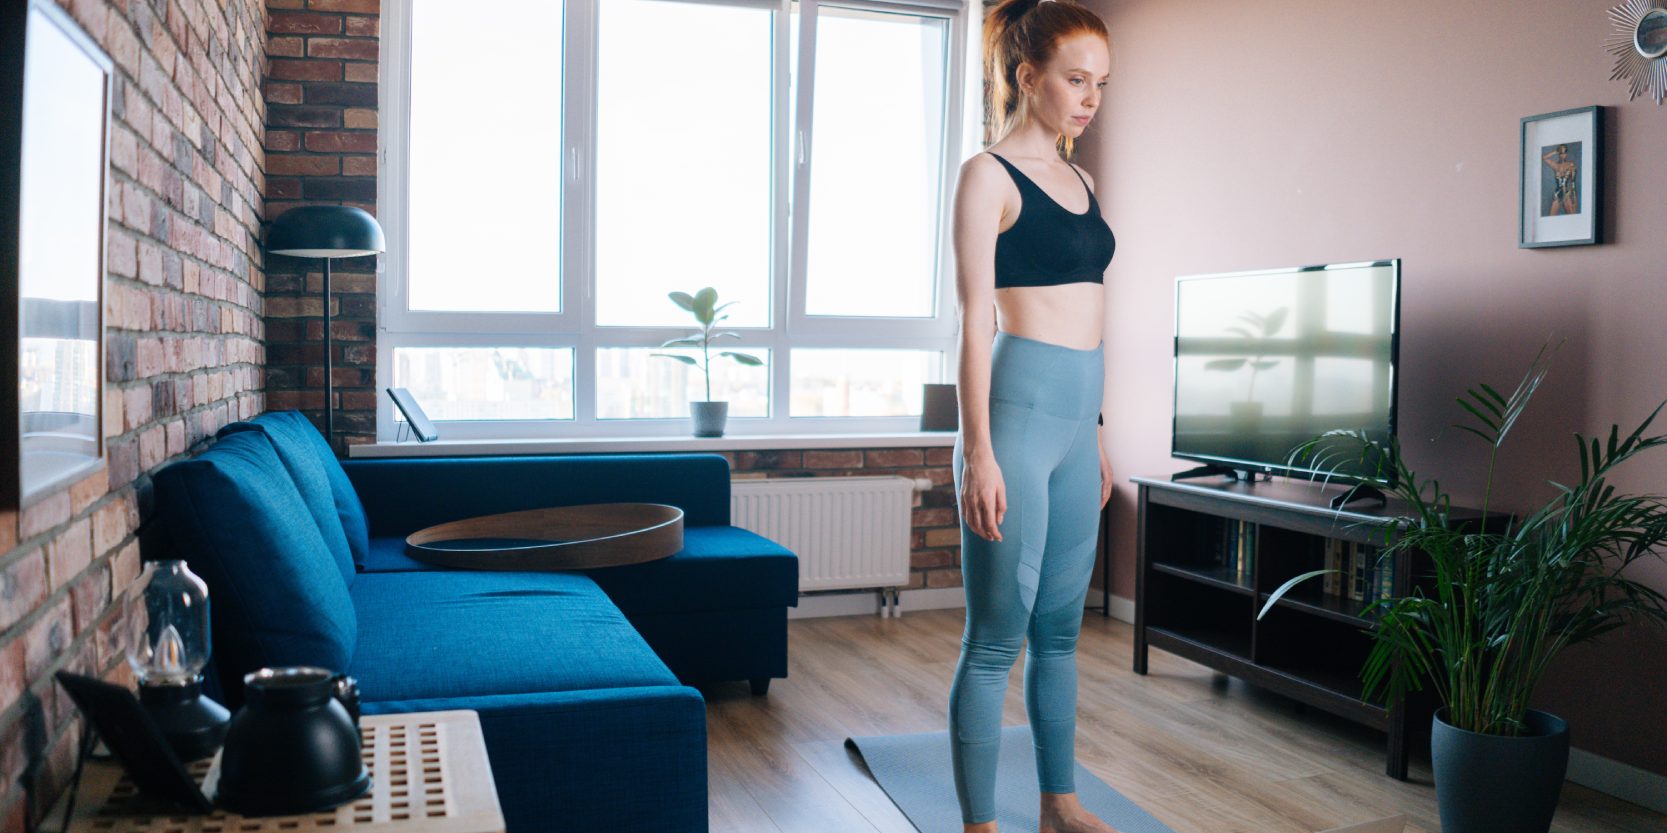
left=1609, top=0, right=1667, bottom=103
left=1638, top=8, right=1667, bottom=58
left=1, top=0, right=112, bottom=508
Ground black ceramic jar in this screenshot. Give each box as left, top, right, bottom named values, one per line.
left=215, top=667, right=371, bottom=816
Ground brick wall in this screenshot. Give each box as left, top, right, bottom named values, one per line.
left=262, top=0, right=379, bottom=453
left=0, top=0, right=268, bottom=829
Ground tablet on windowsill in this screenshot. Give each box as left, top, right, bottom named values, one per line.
left=387, top=387, right=440, bottom=443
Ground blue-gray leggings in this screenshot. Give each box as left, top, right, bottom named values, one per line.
left=950, top=330, right=1105, bottom=824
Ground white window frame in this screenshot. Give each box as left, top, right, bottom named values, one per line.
left=376, top=0, right=977, bottom=441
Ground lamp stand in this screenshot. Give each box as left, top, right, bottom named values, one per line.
left=323, top=256, right=334, bottom=449
left=138, top=678, right=230, bottom=762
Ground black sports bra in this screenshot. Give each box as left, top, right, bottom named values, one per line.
left=987, top=152, right=1115, bottom=289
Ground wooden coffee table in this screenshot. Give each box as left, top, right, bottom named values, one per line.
left=50, top=710, right=503, bottom=833
left=404, top=502, right=684, bottom=571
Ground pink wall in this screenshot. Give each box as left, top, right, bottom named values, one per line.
left=1079, top=0, right=1667, bottom=774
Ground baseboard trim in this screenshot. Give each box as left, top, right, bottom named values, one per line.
left=1567, top=747, right=1667, bottom=814
left=789, top=586, right=966, bottom=619
left=1105, top=593, right=1135, bottom=623
left=789, top=588, right=1138, bottom=622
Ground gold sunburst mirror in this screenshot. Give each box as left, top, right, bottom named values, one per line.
left=1609, top=0, right=1667, bottom=103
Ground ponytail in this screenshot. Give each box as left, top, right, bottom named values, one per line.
left=982, top=0, right=1109, bottom=159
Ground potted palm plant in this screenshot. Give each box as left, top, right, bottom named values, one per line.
left=1260, top=340, right=1667, bottom=833
left=651, top=286, right=762, bottom=437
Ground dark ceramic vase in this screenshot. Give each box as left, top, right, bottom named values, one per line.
left=215, top=667, right=370, bottom=816
left=1431, top=708, right=1570, bottom=833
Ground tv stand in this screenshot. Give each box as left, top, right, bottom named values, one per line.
left=1329, top=482, right=1388, bottom=510
left=1131, top=475, right=1485, bottom=780
left=1170, top=464, right=1264, bottom=482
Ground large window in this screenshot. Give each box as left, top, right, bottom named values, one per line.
left=379, top=0, right=975, bottom=440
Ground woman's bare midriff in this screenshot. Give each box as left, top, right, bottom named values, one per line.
left=994, top=283, right=1105, bottom=350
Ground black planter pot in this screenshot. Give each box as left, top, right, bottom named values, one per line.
left=1431, top=708, right=1570, bottom=833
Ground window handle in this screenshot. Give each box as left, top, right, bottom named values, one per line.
left=797, top=130, right=806, bottom=165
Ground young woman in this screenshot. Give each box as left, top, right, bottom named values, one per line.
left=948, top=1, right=1118, bottom=831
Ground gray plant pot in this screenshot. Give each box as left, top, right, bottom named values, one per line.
left=691, top=401, right=728, bottom=437
left=1431, top=708, right=1569, bottom=833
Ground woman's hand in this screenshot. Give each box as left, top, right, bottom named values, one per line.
left=959, top=450, right=1007, bottom=543
left=1099, top=431, right=1114, bottom=509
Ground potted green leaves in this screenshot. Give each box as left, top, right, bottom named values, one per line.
left=1260, top=341, right=1667, bottom=833
left=651, top=287, right=762, bottom=437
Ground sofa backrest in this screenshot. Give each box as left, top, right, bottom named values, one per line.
left=150, top=429, right=358, bottom=697
left=342, top=453, right=733, bottom=536
left=219, top=411, right=369, bottom=578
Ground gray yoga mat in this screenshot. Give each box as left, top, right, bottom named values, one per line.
left=845, top=725, right=1176, bottom=833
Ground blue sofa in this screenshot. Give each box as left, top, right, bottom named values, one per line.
left=144, top=411, right=799, bottom=833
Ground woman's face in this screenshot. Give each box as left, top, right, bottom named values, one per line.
left=1018, top=32, right=1111, bottom=138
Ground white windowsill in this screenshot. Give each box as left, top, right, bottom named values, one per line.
left=348, top=431, right=959, bottom=458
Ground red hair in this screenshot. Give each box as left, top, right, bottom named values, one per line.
left=982, top=0, right=1110, bottom=159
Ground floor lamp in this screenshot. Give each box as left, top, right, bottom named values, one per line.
left=265, top=205, right=385, bottom=449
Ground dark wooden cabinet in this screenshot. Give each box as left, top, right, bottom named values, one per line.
left=1131, top=475, right=1483, bottom=780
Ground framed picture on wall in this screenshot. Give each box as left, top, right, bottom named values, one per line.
left=0, top=0, right=113, bottom=508
left=1519, top=106, right=1602, bottom=248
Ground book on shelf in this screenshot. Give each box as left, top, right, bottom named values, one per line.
left=1377, top=547, right=1394, bottom=601
left=1351, top=542, right=1367, bottom=601
left=1220, top=519, right=1255, bottom=582
left=1217, top=519, right=1234, bottom=570
left=1238, top=521, right=1254, bottom=583
left=1323, top=538, right=1341, bottom=596
left=1339, top=543, right=1396, bottom=605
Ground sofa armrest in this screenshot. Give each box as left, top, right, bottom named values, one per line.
left=341, top=453, right=731, bottom=536
left=363, top=686, right=707, bottom=833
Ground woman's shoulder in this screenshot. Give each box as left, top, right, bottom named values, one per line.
left=961, top=149, right=1003, bottom=171
left=957, top=151, right=1010, bottom=191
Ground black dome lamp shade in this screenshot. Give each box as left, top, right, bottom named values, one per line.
left=266, top=205, right=385, bottom=257
left=264, top=206, right=386, bottom=449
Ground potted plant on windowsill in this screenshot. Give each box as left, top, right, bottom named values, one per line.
left=1260, top=340, right=1667, bottom=833
left=651, top=286, right=762, bottom=438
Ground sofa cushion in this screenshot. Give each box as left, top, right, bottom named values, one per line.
left=584, top=526, right=799, bottom=613
left=219, top=411, right=362, bottom=583
left=361, top=535, right=429, bottom=572
left=356, top=526, right=797, bottom=612
left=150, top=430, right=357, bottom=688
left=347, top=570, right=679, bottom=702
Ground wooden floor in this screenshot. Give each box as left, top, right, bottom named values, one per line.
left=696, top=608, right=1665, bottom=833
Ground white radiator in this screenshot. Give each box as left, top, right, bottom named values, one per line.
left=730, top=475, right=917, bottom=608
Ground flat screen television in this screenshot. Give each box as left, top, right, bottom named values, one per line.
left=1172, top=259, right=1400, bottom=485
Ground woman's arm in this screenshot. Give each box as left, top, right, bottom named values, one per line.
left=951, top=154, right=1010, bottom=542
left=1076, top=160, right=1113, bottom=507
left=951, top=154, right=1006, bottom=459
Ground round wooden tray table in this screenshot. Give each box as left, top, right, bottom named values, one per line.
left=404, top=502, right=684, bottom=571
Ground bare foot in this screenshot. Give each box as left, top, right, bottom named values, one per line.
left=1039, top=809, right=1121, bottom=833
left=1039, top=792, right=1121, bottom=833
left=963, top=822, right=999, bottom=833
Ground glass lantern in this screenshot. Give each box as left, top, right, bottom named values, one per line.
left=124, top=559, right=229, bottom=760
